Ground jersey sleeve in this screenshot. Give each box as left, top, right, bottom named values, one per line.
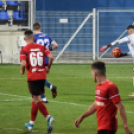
left=47, top=35, right=54, bottom=44
left=20, top=48, right=27, bottom=61
left=108, top=84, right=121, bottom=104
left=44, top=46, right=51, bottom=56
left=111, top=37, right=129, bottom=46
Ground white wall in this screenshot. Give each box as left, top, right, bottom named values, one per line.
left=0, top=31, right=24, bottom=63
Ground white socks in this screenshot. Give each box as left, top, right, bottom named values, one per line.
left=50, top=85, right=53, bottom=90
left=29, top=116, right=51, bottom=124
left=42, top=97, right=48, bottom=102
left=46, top=115, right=51, bottom=121
left=29, top=121, right=35, bottom=125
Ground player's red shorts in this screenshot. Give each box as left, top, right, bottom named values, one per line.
left=97, top=130, right=116, bottom=134
left=28, top=80, right=45, bottom=96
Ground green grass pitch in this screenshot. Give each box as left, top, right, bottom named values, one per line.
left=0, top=64, right=134, bottom=134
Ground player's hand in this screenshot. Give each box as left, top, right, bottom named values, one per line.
left=45, top=66, right=50, bottom=73
left=20, top=70, right=24, bottom=75
left=100, top=45, right=108, bottom=52
left=124, top=126, right=133, bottom=134
left=75, top=116, right=83, bottom=128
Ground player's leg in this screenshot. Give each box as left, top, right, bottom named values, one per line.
left=41, top=64, right=57, bottom=100
left=45, top=79, right=51, bottom=88
left=41, top=80, right=57, bottom=101
left=41, top=80, right=49, bottom=103
left=33, top=95, right=54, bottom=133
left=41, top=64, right=56, bottom=102
left=44, top=64, right=56, bottom=92
left=25, top=80, right=54, bottom=133
left=25, top=81, right=39, bottom=131
left=45, top=79, right=57, bottom=98
left=37, top=80, right=54, bottom=133
left=41, top=91, right=48, bottom=103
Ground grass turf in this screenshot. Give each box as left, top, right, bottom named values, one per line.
left=0, top=64, right=134, bottom=134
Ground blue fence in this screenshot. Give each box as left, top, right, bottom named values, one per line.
left=35, top=0, right=134, bottom=61
left=35, top=11, right=93, bottom=53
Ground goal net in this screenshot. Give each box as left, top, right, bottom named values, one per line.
left=34, top=9, right=96, bottom=63
left=97, top=9, right=134, bottom=63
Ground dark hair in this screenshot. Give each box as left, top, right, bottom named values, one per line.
left=24, top=30, right=33, bottom=39
left=24, top=30, right=33, bottom=36
left=91, top=61, right=106, bottom=76
left=126, top=25, right=134, bottom=30
left=33, top=22, right=41, bottom=30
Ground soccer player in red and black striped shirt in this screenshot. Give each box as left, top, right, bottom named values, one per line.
left=75, top=61, right=132, bottom=134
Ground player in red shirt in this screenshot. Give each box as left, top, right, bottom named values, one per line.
left=20, top=30, right=55, bottom=133
left=75, top=61, right=133, bottom=134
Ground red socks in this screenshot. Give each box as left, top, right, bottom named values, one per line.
left=31, top=102, right=38, bottom=121
left=37, top=101, right=49, bottom=117
left=30, top=101, right=49, bottom=122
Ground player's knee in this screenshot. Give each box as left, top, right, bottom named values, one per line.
left=32, top=95, right=41, bottom=103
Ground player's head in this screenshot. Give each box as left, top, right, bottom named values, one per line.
left=24, top=30, right=34, bottom=43
left=33, top=22, right=41, bottom=32
left=91, top=61, right=106, bottom=82
left=127, top=25, right=134, bottom=34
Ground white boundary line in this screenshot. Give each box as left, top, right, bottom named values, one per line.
left=0, top=92, right=88, bottom=107
left=0, top=98, right=30, bottom=102
left=0, top=92, right=134, bottom=114
left=0, top=127, right=63, bottom=134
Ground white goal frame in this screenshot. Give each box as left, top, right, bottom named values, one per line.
left=54, top=8, right=96, bottom=63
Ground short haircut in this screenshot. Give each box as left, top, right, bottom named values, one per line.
left=126, top=25, right=134, bottom=30
left=91, top=61, right=106, bottom=76
left=24, top=30, right=33, bottom=38
left=33, top=22, right=41, bottom=30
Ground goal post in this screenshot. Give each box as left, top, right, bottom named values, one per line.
left=54, top=8, right=96, bottom=62
left=92, top=8, right=96, bottom=60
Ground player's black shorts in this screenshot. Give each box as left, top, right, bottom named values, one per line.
left=28, top=80, right=45, bottom=96
left=97, top=130, right=116, bottom=134
left=45, top=64, right=48, bottom=67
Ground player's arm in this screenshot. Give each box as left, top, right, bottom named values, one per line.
left=48, top=36, right=58, bottom=51
left=46, top=53, right=54, bottom=69
left=20, top=60, right=26, bottom=75
left=45, top=53, right=54, bottom=73
left=44, top=46, right=54, bottom=73
left=75, top=101, right=96, bottom=128
left=100, top=37, right=129, bottom=52
left=115, top=102, right=133, bottom=134
left=20, top=48, right=27, bottom=75
left=108, top=85, right=133, bottom=134
left=50, top=41, right=58, bottom=51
